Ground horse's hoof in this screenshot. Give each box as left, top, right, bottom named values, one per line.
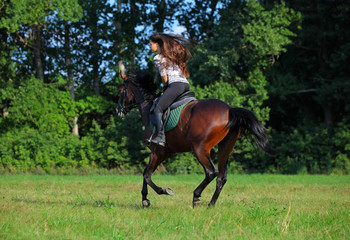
left=142, top=199, right=151, bottom=208
left=193, top=198, right=201, bottom=208
left=208, top=202, right=216, bottom=207
left=164, top=187, right=175, bottom=196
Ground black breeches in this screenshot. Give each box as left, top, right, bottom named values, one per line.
left=154, top=82, right=190, bottom=114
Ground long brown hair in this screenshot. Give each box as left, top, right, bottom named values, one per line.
left=149, top=33, right=192, bottom=77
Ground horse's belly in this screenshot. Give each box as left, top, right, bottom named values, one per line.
left=166, top=128, right=192, bottom=152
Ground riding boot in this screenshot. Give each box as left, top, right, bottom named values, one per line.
left=150, top=113, right=166, bottom=147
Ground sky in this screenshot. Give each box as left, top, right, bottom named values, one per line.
left=172, top=24, right=187, bottom=35
left=106, top=0, right=188, bottom=35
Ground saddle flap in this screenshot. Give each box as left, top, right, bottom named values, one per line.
left=150, top=99, right=194, bottom=133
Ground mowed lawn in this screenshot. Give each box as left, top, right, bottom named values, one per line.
left=0, top=174, right=349, bottom=239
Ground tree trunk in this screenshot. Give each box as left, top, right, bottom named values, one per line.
left=65, top=22, right=79, bottom=136
left=156, top=0, right=166, bottom=32
left=129, top=0, right=137, bottom=68
left=2, top=102, right=9, bottom=119
left=32, top=25, right=44, bottom=80
left=316, top=1, right=333, bottom=127
left=92, top=31, right=100, bottom=96
left=323, top=105, right=333, bottom=127
left=114, top=0, right=123, bottom=58
left=206, top=0, right=218, bottom=38
left=90, top=7, right=101, bottom=96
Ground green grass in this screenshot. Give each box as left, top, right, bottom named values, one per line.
left=0, top=174, right=349, bottom=239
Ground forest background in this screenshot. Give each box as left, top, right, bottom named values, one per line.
left=0, top=0, right=349, bottom=175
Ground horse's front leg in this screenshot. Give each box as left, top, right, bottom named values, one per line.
left=141, top=168, right=150, bottom=208
left=141, top=149, right=174, bottom=208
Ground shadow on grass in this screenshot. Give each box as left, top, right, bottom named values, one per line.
left=10, top=197, right=153, bottom=210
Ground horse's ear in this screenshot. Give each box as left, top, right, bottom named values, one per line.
left=119, top=60, right=127, bottom=80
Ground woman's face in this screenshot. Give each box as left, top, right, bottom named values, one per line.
left=149, top=41, right=159, bottom=53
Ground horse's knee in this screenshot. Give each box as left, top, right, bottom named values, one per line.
left=216, top=176, right=227, bottom=188
left=221, top=175, right=227, bottom=184
left=214, top=169, right=219, bottom=177
left=143, top=172, right=151, bottom=185
left=206, top=169, right=217, bottom=181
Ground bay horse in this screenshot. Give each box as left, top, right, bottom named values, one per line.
left=116, top=72, right=275, bottom=208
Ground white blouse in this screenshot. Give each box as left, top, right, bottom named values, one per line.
left=154, top=54, right=189, bottom=85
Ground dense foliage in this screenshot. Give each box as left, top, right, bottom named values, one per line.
left=0, top=0, right=349, bottom=174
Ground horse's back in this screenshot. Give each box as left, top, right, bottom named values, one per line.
left=178, top=98, right=231, bottom=128
left=191, top=99, right=231, bottom=114
left=188, top=99, right=231, bottom=134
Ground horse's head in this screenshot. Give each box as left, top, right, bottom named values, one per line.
left=116, top=79, right=138, bottom=118
left=116, top=61, right=137, bottom=118
left=116, top=61, right=157, bottom=118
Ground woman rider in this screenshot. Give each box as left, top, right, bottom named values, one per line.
left=148, top=33, right=192, bottom=147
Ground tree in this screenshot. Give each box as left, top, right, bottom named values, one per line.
left=189, top=0, right=300, bottom=117
left=269, top=0, right=350, bottom=128
left=0, top=0, right=82, bottom=79
left=177, top=0, right=222, bottom=41
left=1, top=0, right=348, bottom=174
left=0, top=0, right=82, bottom=131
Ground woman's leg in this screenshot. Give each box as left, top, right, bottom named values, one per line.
left=155, top=82, right=189, bottom=114
left=150, top=82, right=189, bottom=146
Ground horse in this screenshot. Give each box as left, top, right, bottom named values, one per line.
left=116, top=71, right=275, bottom=208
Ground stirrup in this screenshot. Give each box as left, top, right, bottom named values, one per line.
left=145, top=133, right=154, bottom=147
left=150, top=133, right=166, bottom=147
left=151, top=139, right=166, bottom=147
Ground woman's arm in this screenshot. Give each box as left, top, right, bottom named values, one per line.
left=154, top=55, right=168, bottom=86
left=161, top=75, right=168, bottom=86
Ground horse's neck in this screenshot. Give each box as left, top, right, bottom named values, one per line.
left=138, top=100, right=153, bottom=131
left=133, top=85, right=154, bottom=138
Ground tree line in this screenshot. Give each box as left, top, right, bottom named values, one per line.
left=0, top=0, right=349, bottom=174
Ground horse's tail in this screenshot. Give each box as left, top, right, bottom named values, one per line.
left=227, top=107, right=276, bottom=154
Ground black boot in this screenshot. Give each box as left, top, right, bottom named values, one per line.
left=150, top=113, right=166, bottom=147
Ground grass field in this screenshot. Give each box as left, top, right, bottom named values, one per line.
left=0, top=174, right=349, bottom=239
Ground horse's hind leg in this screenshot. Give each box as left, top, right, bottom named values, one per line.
left=192, top=146, right=218, bottom=207
left=209, top=130, right=239, bottom=206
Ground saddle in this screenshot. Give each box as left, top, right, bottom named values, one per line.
left=151, top=91, right=196, bottom=132
left=170, top=91, right=196, bottom=108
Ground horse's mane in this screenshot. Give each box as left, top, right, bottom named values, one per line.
left=127, top=72, right=157, bottom=100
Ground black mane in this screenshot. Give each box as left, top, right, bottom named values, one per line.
left=127, top=72, right=157, bottom=100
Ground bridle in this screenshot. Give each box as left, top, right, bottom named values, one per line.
left=117, top=81, right=137, bottom=116
left=117, top=80, right=146, bottom=117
